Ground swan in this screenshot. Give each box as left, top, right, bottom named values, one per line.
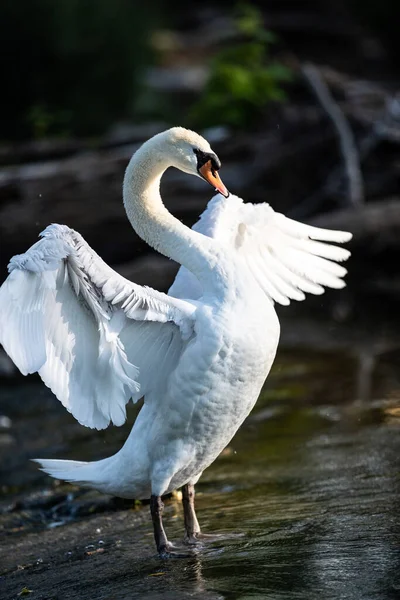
left=0, top=127, right=352, bottom=557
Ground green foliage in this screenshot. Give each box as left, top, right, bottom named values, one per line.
left=190, top=3, right=292, bottom=130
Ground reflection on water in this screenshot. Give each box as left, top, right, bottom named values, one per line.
left=0, top=337, right=400, bottom=599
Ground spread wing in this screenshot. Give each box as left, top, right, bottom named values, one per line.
left=0, top=225, right=196, bottom=429
left=169, top=194, right=352, bottom=304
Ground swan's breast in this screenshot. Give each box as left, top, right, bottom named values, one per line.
left=141, top=290, right=280, bottom=492
left=163, top=294, right=280, bottom=452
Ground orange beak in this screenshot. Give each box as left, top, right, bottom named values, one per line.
left=199, top=160, right=229, bottom=198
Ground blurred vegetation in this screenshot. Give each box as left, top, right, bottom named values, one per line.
left=189, top=4, right=292, bottom=130
left=1, top=0, right=399, bottom=142
left=0, top=0, right=158, bottom=140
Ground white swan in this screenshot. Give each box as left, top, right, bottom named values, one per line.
left=0, top=127, right=352, bottom=556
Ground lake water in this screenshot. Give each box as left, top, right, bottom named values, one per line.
left=0, top=317, right=399, bottom=600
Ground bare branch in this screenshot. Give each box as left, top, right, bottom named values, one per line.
left=302, top=63, right=364, bottom=207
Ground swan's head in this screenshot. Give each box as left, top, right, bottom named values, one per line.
left=162, top=127, right=229, bottom=198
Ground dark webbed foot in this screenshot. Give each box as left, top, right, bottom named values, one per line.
left=182, top=483, right=221, bottom=546
left=150, top=494, right=197, bottom=558
left=158, top=541, right=198, bottom=559
left=151, top=485, right=222, bottom=558
left=181, top=483, right=232, bottom=546
left=182, top=483, right=200, bottom=541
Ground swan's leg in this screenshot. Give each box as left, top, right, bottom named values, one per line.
left=150, top=495, right=172, bottom=556
left=150, top=494, right=195, bottom=558
left=182, top=483, right=201, bottom=544
left=182, top=482, right=225, bottom=544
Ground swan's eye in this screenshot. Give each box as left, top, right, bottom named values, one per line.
left=193, top=148, right=221, bottom=172
left=193, top=148, right=208, bottom=170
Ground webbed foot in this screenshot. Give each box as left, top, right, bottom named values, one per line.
left=159, top=541, right=198, bottom=559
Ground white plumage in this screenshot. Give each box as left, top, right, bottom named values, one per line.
left=169, top=194, right=351, bottom=303
left=0, top=127, right=352, bottom=554
left=1, top=224, right=194, bottom=429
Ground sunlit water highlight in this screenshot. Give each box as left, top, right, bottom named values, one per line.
left=0, top=342, right=399, bottom=600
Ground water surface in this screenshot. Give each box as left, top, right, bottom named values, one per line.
left=0, top=327, right=399, bottom=600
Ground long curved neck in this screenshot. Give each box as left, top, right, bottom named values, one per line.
left=123, top=139, right=216, bottom=282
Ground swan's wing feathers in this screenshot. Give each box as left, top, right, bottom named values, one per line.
left=0, top=225, right=194, bottom=429
left=276, top=214, right=352, bottom=243
left=171, top=193, right=351, bottom=304
left=231, top=199, right=352, bottom=305
left=62, top=225, right=195, bottom=335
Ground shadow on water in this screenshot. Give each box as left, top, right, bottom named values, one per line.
left=0, top=317, right=400, bottom=599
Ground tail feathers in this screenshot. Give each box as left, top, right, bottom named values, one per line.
left=32, top=458, right=95, bottom=485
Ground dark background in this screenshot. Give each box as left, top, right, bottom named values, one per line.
left=1, top=0, right=400, bottom=321
left=1, top=5, right=400, bottom=598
